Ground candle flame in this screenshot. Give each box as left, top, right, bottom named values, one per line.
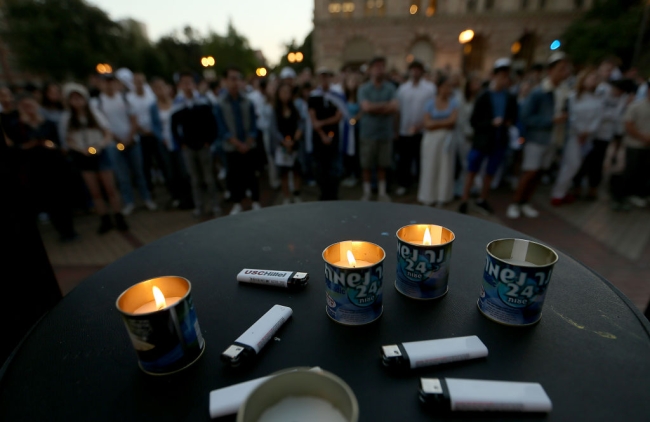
left=423, top=228, right=432, bottom=246
left=152, top=286, right=166, bottom=310
left=346, top=250, right=357, bottom=268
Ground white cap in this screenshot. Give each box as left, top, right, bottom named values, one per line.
left=316, top=66, right=333, bottom=76
left=62, top=82, right=89, bottom=101
left=115, top=68, right=134, bottom=91
left=279, top=67, right=297, bottom=79
left=493, top=58, right=512, bottom=70
left=547, top=52, right=567, bottom=66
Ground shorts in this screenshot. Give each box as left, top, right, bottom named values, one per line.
left=360, top=138, right=392, bottom=169
left=522, top=142, right=555, bottom=172
left=467, top=148, right=506, bottom=176
left=70, top=149, right=113, bottom=172
left=277, top=162, right=302, bottom=177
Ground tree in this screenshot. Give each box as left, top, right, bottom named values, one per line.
left=202, top=21, right=260, bottom=77
left=1, top=0, right=122, bottom=80
left=562, top=0, right=648, bottom=70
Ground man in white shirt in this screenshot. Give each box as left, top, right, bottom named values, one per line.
left=395, top=60, right=436, bottom=196
left=127, top=73, right=165, bottom=195
left=623, top=80, right=650, bottom=207
left=94, top=75, right=155, bottom=215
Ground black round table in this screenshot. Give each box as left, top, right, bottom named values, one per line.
left=1, top=202, right=649, bottom=421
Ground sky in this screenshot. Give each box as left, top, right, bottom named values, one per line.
left=88, top=0, right=313, bottom=65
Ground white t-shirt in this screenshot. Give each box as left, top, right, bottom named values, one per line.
left=623, top=98, right=650, bottom=149
left=126, top=91, right=154, bottom=134
left=397, top=79, right=436, bottom=136
left=92, top=93, right=133, bottom=142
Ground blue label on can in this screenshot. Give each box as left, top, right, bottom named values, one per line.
left=325, top=262, right=383, bottom=325
left=395, top=240, right=452, bottom=299
left=477, top=254, right=553, bottom=325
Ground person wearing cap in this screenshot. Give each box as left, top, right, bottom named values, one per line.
left=279, top=67, right=297, bottom=85
left=459, top=58, right=517, bottom=215
left=61, top=83, right=128, bottom=234
left=93, top=74, right=156, bottom=216
left=395, top=60, right=436, bottom=197
left=357, top=56, right=398, bottom=201
left=507, top=52, right=570, bottom=219
left=308, top=67, right=345, bottom=200
left=622, top=78, right=650, bottom=207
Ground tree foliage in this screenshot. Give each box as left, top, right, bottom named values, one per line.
left=275, top=31, right=314, bottom=73
left=562, top=0, right=648, bottom=69
left=0, top=0, right=263, bottom=81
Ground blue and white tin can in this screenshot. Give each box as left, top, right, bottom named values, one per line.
left=395, top=224, right=455, bottom=300
left=477, top=239, right=559, bottom=326
left=323, top=241, right=385, bottom=325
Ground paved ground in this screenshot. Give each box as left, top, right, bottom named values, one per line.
left=42, top=178, right=650, bottom=312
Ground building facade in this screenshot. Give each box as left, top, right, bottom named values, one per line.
left=313, top=0, right=593, bottom=75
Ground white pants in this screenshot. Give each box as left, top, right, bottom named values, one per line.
left=418, top=130, right=455, bottom=205
left=551, top=136, right=586, bottom=199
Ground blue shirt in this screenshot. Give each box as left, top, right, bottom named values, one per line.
left=424, top=97, right=458, bottom=120
left=490, top=90, right=508, bottom=119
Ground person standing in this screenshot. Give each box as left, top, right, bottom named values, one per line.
left=395, top=60, right=436, bottom=197
left=342, top=73, right=362, bottom=187
left=61, top=83, right=127, bottom=233
left=551, top=68, right=603, bottom=205
left=308, top=68, right=344, bottom=200
left=93, top=74, right=155, bottom=215
left=12, top=94, right=77, bottom=240
left=622, top=79, right=650, bottom=207
left=459, top=59, right=518, bottom=215
left=357, top=57, right=399, bottom=202
left=171, top=71, right=220, bottom=217
left=127, top=73, right=162, bottom=194
left=271, top=82, right=304, bottom=204
left=214, top=66, right=260, bottom=215
left=150, top=77, right=192, bottom=209
left=417, top=76, right=459, bottom=206
left=507, top=53, right=571, bottom=219
left=0, top=86, right=19, bottom=142
left=40, top=83, right=65, bottom=127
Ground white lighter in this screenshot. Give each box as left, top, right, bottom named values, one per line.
left=419, top=378, right=552, bottom=413
left=208, top=367, right=322, bottom=419
left=381, top=336, right=488, bottom=370
left=221, top=304, right=293, bottom=367
left=237, top=269, right=309, bottom=289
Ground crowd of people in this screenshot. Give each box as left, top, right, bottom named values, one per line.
left=1, top=52, right=649, bottom=242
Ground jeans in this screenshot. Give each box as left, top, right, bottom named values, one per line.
left=140, top=134, right=168, bottom=193
left=183, top=146, right=219, bottom=210
left=624, top=147, right=650, bottom=198
left=313, top=148, right=340, bottom=200
left=107, top=142, right=151, bottom=205
left=226, top=151, right=260, bottom=203
left=574, top=139, right=610, bottom=189
left=396, top=134, right=422, bottom=188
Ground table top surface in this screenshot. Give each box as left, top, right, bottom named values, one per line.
left=1, top=201, right=649, bottom=422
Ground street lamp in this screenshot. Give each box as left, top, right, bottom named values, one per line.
left=201, top=56, right=215, bottom=68
left=458, top=29, right=475, bottom=44
left=96, top=63, right=112, bottom=74
left=287, top=52, right=303, bottom=64
left=255, top=68, right=267, bottom=77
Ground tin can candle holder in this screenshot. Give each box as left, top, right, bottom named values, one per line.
left=395, top=224, right=455, bottom=300
left=116, top=276, right=205, bottom=375
left=323, top=241, right=385, bottom=326
left=477, top=239, right=559, bottom=326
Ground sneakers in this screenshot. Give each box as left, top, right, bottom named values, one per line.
left=252, top=202, right=262, bottom=211
left=192, top=208, right=203, bottom=218
left=293, top=196, right=302, bottom=203
left=521, top=203, right=539, bottom=218
left=395, top=186, right=407, bottom=196
left=475, top=199, right=494, bottom=215
left=550, top=194, right=575, bottom=207
left=217, top=168, right=227, bottom=181
left=341, top=176, right=358, bottom=187
left=360, top=192, right=371, bottom=201
left=458, top=202, right=468, bottom=214
left=122, top=203, right=135, bottom=216
left=98, top=215, right=113, bottom=234
left=145, top=199, right=158, bottom=211
left=629, top=196, right=647, bottom=207
left=378, top=194, right=392, bottom=203
left=229, top=203, right=243, bottom=215
left=506, top=204, right=521, bottom=219
left=114, top=213, right=129, bottom=231
left=282, top=198, right=291, bottom=205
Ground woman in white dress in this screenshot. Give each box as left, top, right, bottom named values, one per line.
left=418, top=76, right=459, bottom=206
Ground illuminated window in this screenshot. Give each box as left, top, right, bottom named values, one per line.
left=328, top=1, right=342, bottom=14
left=426, top=0, right=436, bottom=16
left=365, top=0, right=385, bottom=16
left=410, top=3, right=419, bottom=15
left=467, top=0, right=478, bottom=13
left=342, top=1, right=355, bottom=16
left=485, top=0, right=495, bottom=10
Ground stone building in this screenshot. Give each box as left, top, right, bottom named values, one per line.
left=313, top=0, right=593, bottom=75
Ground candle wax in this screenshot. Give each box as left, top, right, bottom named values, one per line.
left=334, top=260, right=373, bottom=268
left=133, top=297, right=182, bottom=314
left=257, top=396, right=347, bottom=422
